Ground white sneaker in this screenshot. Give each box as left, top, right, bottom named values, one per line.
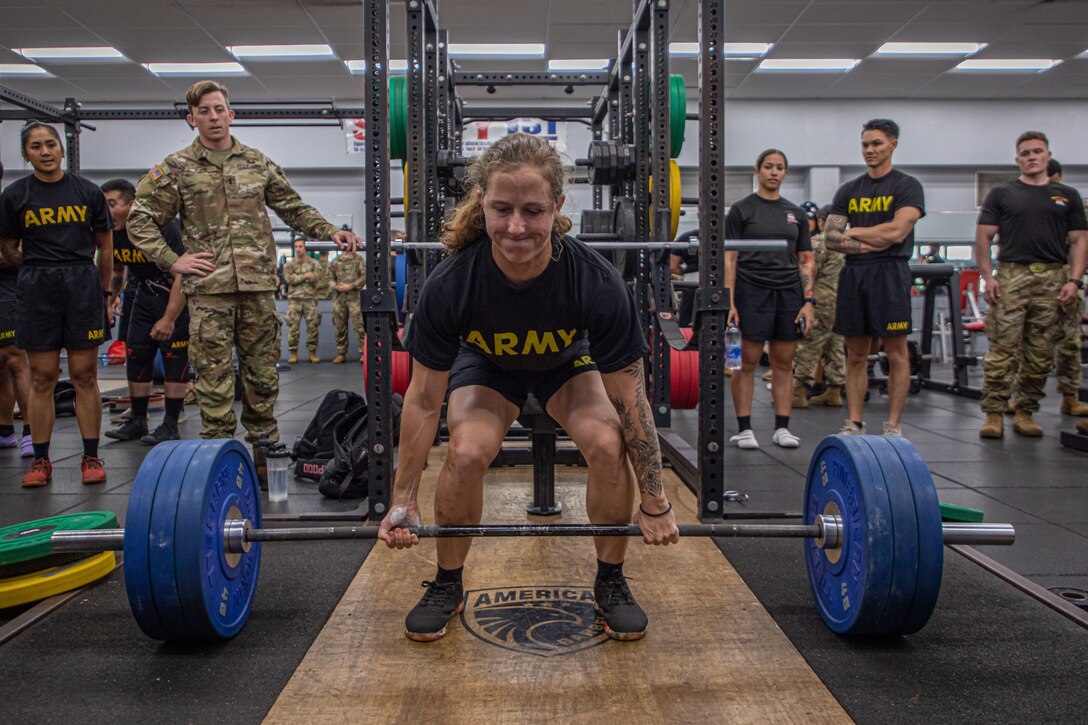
left=838, top=420, right=865, bottom=435
left=882, top=421, right=903, bottom=437
left=729, top=429, right=760, bottom=450
left=772, top=428, right=800, bottom=448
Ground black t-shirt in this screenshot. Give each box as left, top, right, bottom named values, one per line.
left=114, top=218, right=183, bottom=285
left=0, top=267, right=17, bottom=301
left=725, top=194, right=812, bottom=289
left=830, top=169, right=925, bottom=264
left=0, top=174, right=111, bottom=266
left=671, top=229, right=700, bottom=274
left=404, top=235, right=648, bottom=373
left=978, top=180, right=1087, bottom=264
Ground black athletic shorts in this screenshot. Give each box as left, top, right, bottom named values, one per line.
left=117, top=279, right=136, bottom=343
left=16, top=264, right=106, bottom=351
left=833, top=258, right=912, bottom=338
left=0, top=297, right=16, bottom=348
left=447, top=341, right=598, bottom=409
left=126, top=282, right=190, bottom=352
left=734, top=277, right=803, bottom=343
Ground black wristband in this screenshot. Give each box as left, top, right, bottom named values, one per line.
left=639, top=501, right=672, bottom=518
left=1068, top=279, right=1085, bottom=290
left=803, top=296, right=817, bottom=306
left=102, top=290, right=112, bottom=298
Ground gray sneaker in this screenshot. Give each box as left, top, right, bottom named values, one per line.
left=141, top=418, right=180, bottom=446
left=838, top=420, right=865, bottom=435
left=105, top=416, right=149, bottom=441
left=882, top=421, right=903, bottom=437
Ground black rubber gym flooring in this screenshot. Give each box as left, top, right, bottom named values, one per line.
left=1, top=362, right=1085, bottom=723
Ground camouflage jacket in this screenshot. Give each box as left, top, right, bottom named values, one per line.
left=127, top=137, right=340, bottom=296
left=282, top=256, right=327, bottom=299
left=811, top=233, right=844, bottom=301
left=328, top=252, right=366, bottom=295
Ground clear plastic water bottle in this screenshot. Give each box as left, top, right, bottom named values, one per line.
left=725, top=325, right=742, bottom=371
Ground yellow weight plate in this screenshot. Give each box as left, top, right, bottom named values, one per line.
left=648, top=160, right=682, bottom=239
left=0, top=551, right=116, bottom=609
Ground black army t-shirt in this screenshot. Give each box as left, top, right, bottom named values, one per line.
left=0, top=174, right=111, bottom=265
left=978, top=181, right=1087, bottom=265
left=725, top=194, right=812, bottom=289
left=404, top=235, right=648, bottom=373
left=113, top=218, right=184, bottom=285
left=830, top=168, right=925, bottom=263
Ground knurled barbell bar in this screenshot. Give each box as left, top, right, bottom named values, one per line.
left=301, top=240, right=788, bottom=252
left=35, top=436, right=1014, bottom=641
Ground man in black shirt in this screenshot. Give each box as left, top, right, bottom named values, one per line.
left=101, top=179, right=191, bottom=445
left=976, top=132, right=1088, bottom=438
left=825, top=118, right=925, bottom=438
left=668, top=228, right=699, bottom=327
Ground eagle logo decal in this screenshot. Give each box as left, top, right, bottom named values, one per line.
left=460, top=585, right=608, bottom=657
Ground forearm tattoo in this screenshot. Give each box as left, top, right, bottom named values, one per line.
left=607, top=362, right=664, bottom=498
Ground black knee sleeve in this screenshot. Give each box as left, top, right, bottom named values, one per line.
left=126, top=344, right=157, bottom=383
left=161, top=347, right=192, bottom=383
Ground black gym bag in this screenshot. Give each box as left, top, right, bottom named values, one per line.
left=292, top=389, right=367, bottom=481
left=318, top=393, right=403, bottom=500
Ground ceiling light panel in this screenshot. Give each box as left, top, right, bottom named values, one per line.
left=16, top=46, right=125, bottom=60
left=955, top=59, right=1059, bottom=71
left=145, top=62, right=247, bottom=75
left=876, top=42, right=984, bottom=55
left=669, top=42, right=771, bottom=56
left=547, top=59, right=609, bottom=70
left=758, top=58, right=859, bottom=71
left=448, top=44, right=545, bottom=57
left=0, top=64, right=49, bottom=75
left=228, top=45, right=334, bottom=58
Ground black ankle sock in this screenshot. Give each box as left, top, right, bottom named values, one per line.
left=83, top=438, right=99, bottom=458
left=775, top=415, right=790, bottom=430
left=435, top=565, right=463, bottom=585
left=853, top=420, right=863, bottom=428
left=33, top=441, right=50, bottom=460
left=0, top=424, right=13, bottom=437
left=597, top=560, right=624, bottom=580
left=130, top=396, right=149, bottom=418
left=22, top=425, right=30, bottom=437
left=736, top=416, right=751, bottom=432
left=164, top=397, right=184, bottom=421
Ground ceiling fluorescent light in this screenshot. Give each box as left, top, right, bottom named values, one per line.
left=228, top=44, right=333, bottom=58
left=345, top=59, right=407, bottom=73
left=0, top=64, right=49, bottom=75
left=145, top=62, right=247, bottom=75
left=448, top=43, right=545, bottom=57
left=955, top=58, right=1058, bottom=71
left=758, top=58, right=859, bottom=71
left=548, top=59, right=609, bottom=70
left=877, top=42, right=984, bottom=55
left=16, top=46, right=124, bottom=60
left=670, top=42, right=771, bottom=56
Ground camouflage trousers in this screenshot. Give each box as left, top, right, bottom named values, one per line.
left=1009, top=289, right=1084, bottom=399
left=980, top=265, right=1076, bottom=414
left=332, top=292, right=365, bottom=355
left=188, top=292, right=281, bottom=442
left=286, top=298, right=320, bottom=353
left=793, top=295, right=845, bottom=387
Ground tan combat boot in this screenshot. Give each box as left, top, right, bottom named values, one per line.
left=288, top=350, right=298, bottom=364
left=332, top=354, right=346, bottom=364
left=791, top=383, right=808, bottom=409
left=308, top=353, right=321, bottom=364
left=979, top=413, right=1004, bottom=439
left=1059, top=394, right=1088, bottom=416
left=1012, top=410, right=1042, bottom=437
left=1077, top=419, right=1088, bottom=435
left=810, top=386, right=843, bottom=407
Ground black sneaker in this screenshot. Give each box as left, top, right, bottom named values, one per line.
left=405, top=580, right=464, bottom=642
left=594, top=573, right=648, bottom=641
left=105, top=416, right=149, bottom=441
left=141, top=418, right=180, bottom=446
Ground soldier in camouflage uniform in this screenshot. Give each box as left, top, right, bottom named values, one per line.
left=282, top=238, right=325, bottom=364
left=127, top=80, right=360, bottom=442
left=1007, top=159, right=1088, bottom=417
left=328, top=247, right=366, bottom=364
left=976, top=132, right=1087, bottom=439
left=793, top=205, right=845, bottom=408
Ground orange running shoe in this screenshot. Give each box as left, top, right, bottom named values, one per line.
left=21, top=458, right=53, bottom=488
left=81, top=455, right=107, bottom=485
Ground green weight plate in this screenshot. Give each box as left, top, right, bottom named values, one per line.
left=0, top=511, right=118, bottom=569
left=0, top=551, right=116, bottom=609
left=389, top=75, right=408, bottom=160
left=669, top=75, right=685, bottom=158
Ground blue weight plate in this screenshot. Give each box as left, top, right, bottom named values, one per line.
left=123, top=442, right=176, bottom=640
left=884, top=436, right=944, bottom=634
left=804, top=435, right=895, bottom=634
left=858, top=436, right=920, bottom=635
left=395, top=250, right=407, bottom=316
left=148, top=440, right=204, bottom=639
left=174, top=439, right=262, bottom=639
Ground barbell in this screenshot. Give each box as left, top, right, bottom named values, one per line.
left=34, top=436, right=1013, bottom=641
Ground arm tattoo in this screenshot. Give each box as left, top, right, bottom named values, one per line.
left=606, top=362, right=664, bottom=498
left=823, top=214, right=851, bottom=251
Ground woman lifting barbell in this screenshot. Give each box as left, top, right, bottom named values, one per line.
left=377, top=132, right=679, bottom=643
